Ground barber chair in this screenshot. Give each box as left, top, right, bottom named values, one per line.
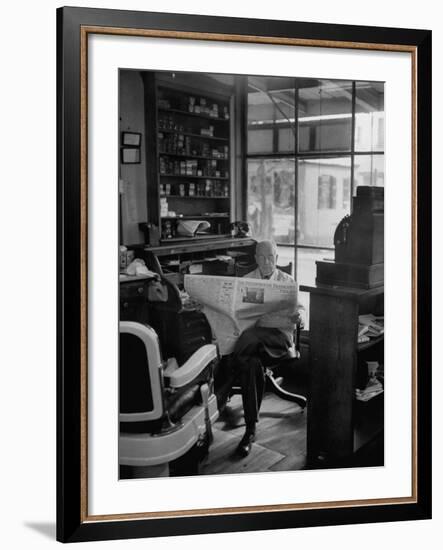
left=119, top=276, right=219, bottom=477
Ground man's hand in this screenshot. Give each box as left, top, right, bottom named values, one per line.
left=289, top=309, right=305, bottom=329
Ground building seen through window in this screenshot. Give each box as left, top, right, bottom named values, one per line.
left=246, top=77, right=384, bottom=322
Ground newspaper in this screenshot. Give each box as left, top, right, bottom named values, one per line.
left=184, top=275, right=298, bottom=355
left=176, top=219, right=211, bottom=237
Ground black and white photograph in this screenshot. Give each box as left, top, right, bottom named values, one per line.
left=0, top=0, right=437, bottom=546
left=241, top=287, right=265, bottom=304
left=52, top=4, right=432, bottom=544
left=118, top=69, right=386, bottom=479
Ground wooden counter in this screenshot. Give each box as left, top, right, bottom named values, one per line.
left=300, top=283, right=384, bottom=466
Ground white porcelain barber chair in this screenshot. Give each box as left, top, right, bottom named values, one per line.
left=119, top=321, right=219, bottom=477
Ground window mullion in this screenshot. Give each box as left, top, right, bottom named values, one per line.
left=293, top=82, right=299, bottom=280
left=350, top=81, right=356, bottom=210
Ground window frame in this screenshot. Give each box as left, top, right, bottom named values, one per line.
left=244, top=77, right=385, bottom=280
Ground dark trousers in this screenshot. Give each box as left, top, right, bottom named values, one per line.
left=233, top=326, right=291, bottom=430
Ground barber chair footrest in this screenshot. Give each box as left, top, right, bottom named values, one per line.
left=120, top=394, right=219, bottom=467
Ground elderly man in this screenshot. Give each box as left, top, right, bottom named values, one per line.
left=233, top=239, right=303, bottom=457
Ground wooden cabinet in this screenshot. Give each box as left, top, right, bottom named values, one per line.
left=133, top=237, right=256, bottom=288
left=300, top=283, right=384, bottom=466
left=124, top=72, right=253, bottom=283
left=142, top=72, right=233, bottom=244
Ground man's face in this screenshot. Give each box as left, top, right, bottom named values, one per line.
left=255, top=242, right=277, bottom=278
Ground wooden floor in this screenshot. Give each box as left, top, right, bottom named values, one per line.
left=199, top=390, right=307, bottom=476
left=124, top=373, right=383, bottom=479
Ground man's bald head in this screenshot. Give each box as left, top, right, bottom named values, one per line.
left=255, top=240, right=277, bottom=257
left=255, top=240, right=278, bottom=278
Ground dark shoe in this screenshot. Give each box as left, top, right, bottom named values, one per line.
left=235, top=430, right=256, bottom=457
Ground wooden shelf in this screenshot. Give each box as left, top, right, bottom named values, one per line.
left=358, top=334, right=384, bottom=351
left=159, top=106, right=230, bottom=122
left=160, top=174, right=229, bottom=180
left=300, top=283, right=383, bottom=300
left=160, top=233, right=231, bottom=244
left=161, top=195, right=229, bottom=199
left=354, top=392, right=384, bottom=453
left=147, top=77, right=233, bottom=248
left=161, top=214, right=229, bottom=220
left=158, top=128, right=229, bottom=142
left=354, top=389, right=384, bottom=405
left=159, top=152, right=228, bottom=161
left=137, top=237, right=255, bottom=257
left=303, top=281, right=384, bottom=465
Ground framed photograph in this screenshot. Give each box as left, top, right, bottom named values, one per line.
left=121, top=147, right=141, bottom=164
left=57, top=6, right=432, bottom=543
left=121, top=131, right=142, bottom=147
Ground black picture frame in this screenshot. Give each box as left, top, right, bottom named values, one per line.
left=57, top=6, right=432, bottom=543
left=121, top=147, right=141, bottom=164
left=121, top=131, right=142, bottom=147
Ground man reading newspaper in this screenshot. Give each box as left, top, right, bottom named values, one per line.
left=232, top=240, right=304, bottom=457
left=184, top=240, right=304, bottom=458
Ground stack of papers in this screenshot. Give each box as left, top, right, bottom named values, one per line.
left=355, top=379, right=384, bottom=402
left=357, top=324, right=370, bottom=343
left=176, top=220, right=211, bottom=237
left=215, top=255, right=232, bottom=262
left=358, top=314, right=384, bottom=341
